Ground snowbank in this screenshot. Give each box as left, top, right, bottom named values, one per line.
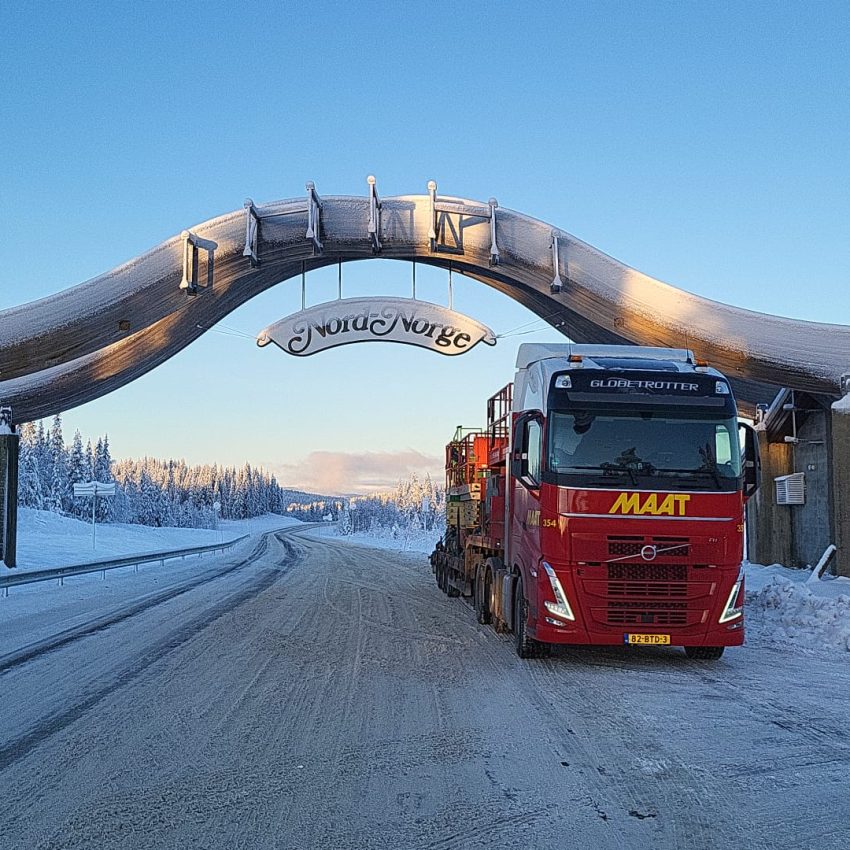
left=7, top=508, right=300, bottom=573
left=832, top=393, right=850, bottom=412
left=306, top=523, right=443, bottom=555
left=745, top=562, right=850, bottom=653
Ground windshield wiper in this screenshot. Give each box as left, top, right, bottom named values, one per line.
left=570, top=464, right=638, bottom=486
left=655, top=467, right=724, bottom=487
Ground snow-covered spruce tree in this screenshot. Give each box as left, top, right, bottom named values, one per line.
left=93, top=436, right=114, bottom=521
left=17, top=424, right=44, bottom=509
left=48, top=414, right=70, bottom=513
left=67, top=431, right=88, bottom=518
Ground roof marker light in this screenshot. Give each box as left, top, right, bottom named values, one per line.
left=568, top=354, right=583, bottom=363
left=695, top=358, right=709, bottom=368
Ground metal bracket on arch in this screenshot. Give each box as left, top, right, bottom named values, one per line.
left=367, top=175, right=382, bottom=253
left=243, top=199, right=261, bottom=266
left=180, top=230, right=218, bottom=296
left=306, top=181, right=323, bottom=252
left=427, top=179, right=500, bottom=264
left=550, top=230, right=564, bottom=294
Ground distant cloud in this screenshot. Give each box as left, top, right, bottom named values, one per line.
left=269, top=449, right=444, bottom=495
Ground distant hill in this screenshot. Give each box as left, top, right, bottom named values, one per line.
left=280, top=488, right=339, bottom=506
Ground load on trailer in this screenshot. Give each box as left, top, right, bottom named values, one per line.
left=430, top=344, right=761, bottom=659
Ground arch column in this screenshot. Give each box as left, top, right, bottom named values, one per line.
left=0, top=430, right=19, bottom=568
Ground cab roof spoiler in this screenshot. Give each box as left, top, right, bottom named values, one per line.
left=515, top=344, right=695, bottom=371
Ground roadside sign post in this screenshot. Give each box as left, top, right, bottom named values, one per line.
left=213, top=501, right=222, bottom=543
left=73, top=482, right=117, bottom=550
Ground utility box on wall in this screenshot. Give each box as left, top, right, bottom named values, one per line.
left=775, top=472, right=806, bottom=506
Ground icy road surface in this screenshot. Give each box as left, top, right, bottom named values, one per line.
left=1, top=527, right=849, bottom=850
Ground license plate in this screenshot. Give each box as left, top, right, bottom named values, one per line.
left=624, top=633, right=671, bottom=645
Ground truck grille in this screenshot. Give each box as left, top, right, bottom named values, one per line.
left=606, top=602, right=689, bottom=627
left=607, top=563, right=687, bottom=582
left=607, top=536, right=690, bottom=558
left=580, top=559, right=714, bottom=631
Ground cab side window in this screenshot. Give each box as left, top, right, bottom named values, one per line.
left=526, top=420, right=542, bottom=484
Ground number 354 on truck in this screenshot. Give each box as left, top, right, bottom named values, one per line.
left=430, top=344, right=761, bottom=660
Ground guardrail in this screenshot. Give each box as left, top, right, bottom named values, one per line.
left=0, top=534, right=250, bottom=596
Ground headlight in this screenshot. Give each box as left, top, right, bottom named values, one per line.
left=542, top=562, right=575, bottom=621
left=719, top=571, right=744, bottom=623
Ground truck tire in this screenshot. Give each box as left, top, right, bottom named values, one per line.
left=446, top=563, right=460, bottom=598
left=514, top=577, right=547, bottom=659
left=684, top=646, right=725, bottom=661
left=474, top=565, right=491, bottom=625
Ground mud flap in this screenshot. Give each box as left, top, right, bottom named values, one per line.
left=500, top=571, right=517, bottom=633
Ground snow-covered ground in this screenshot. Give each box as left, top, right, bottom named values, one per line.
left=7, top=510, right=850, bottom=658
left=304, top=522, right=443, bottom=554
left=4, top=530, right=850, bottom=849
left=7, top=507, right=300, bottom=573
left=744, top=561, right=850, bottom=653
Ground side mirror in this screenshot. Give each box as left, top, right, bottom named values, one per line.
left=511, top=412, right=542, bottom=489
left=511, top=413, right=531, bottom=479
left=739, top=422, right=761, bottom=499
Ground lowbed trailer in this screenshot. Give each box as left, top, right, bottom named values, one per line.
left=431, top=344, right=760, bottom=659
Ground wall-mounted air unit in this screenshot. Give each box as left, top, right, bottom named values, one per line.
left=775, top=472, right=806, bottom=506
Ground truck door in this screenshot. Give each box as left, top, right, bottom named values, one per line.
left=511, top=414, right=543, bottom=595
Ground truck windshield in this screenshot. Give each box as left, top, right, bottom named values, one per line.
left=547, top=411, right=742, bottom=489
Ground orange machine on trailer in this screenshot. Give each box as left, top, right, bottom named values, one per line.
left=431, top=344, right=761, bottom=659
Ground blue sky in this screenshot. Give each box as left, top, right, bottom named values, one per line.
left=1, top=1, right=847, bottom=492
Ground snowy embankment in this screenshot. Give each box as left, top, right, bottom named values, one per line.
left=745, top=562, right=850, bottom=653
left=305, top=523, right=443, bottom=555
left=7, top=507, right=300, bottom=573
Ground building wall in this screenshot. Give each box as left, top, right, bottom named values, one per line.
left=788, top=412, right=833, bottom=568
left=747, top=431, right=792, bottom=566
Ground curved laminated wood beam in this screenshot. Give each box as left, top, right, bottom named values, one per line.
left=1, top=191, right=847, bottom=422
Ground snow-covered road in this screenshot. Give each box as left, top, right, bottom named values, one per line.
left=1, top=527, right=849, bottom=849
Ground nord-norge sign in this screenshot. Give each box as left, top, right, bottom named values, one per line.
left=257, top=297, right=497, bottom=357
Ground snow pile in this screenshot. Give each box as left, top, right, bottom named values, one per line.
left=308, top=522, right=444, bottom=554
left=8, top=507, right=299, bottom=573
left=833, top=393, right=850, bottom=412
left=745, top=562, right=850, bottom=653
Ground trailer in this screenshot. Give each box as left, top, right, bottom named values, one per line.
left=431, top=344, right=760, bottom=659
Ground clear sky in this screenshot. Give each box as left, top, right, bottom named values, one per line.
left=1, top=1, right=848, bottom=493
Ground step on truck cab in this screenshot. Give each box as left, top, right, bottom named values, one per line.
left=430, top=344, right=760, bottom=659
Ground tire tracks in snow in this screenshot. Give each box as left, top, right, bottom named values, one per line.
left=0, top=528, right=306, bottom=675
left=0, top=531, right=306, bottom=772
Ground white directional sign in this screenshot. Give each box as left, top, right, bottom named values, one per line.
left=257, top=297, right=497, bottom=357
left=73, top=482, right=117, bottom=497
left=73, top=481, right=117, bottom=550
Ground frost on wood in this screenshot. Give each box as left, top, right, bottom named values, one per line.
left=1, top=193, right=849, bottom=421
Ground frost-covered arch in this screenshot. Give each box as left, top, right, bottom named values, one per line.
left=1, top=183, right=848, bottom=421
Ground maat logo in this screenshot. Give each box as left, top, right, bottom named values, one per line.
left=608, top=492, right=691, bottom=516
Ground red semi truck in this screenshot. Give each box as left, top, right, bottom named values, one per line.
left=431, top=344, right=760, bottom=660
